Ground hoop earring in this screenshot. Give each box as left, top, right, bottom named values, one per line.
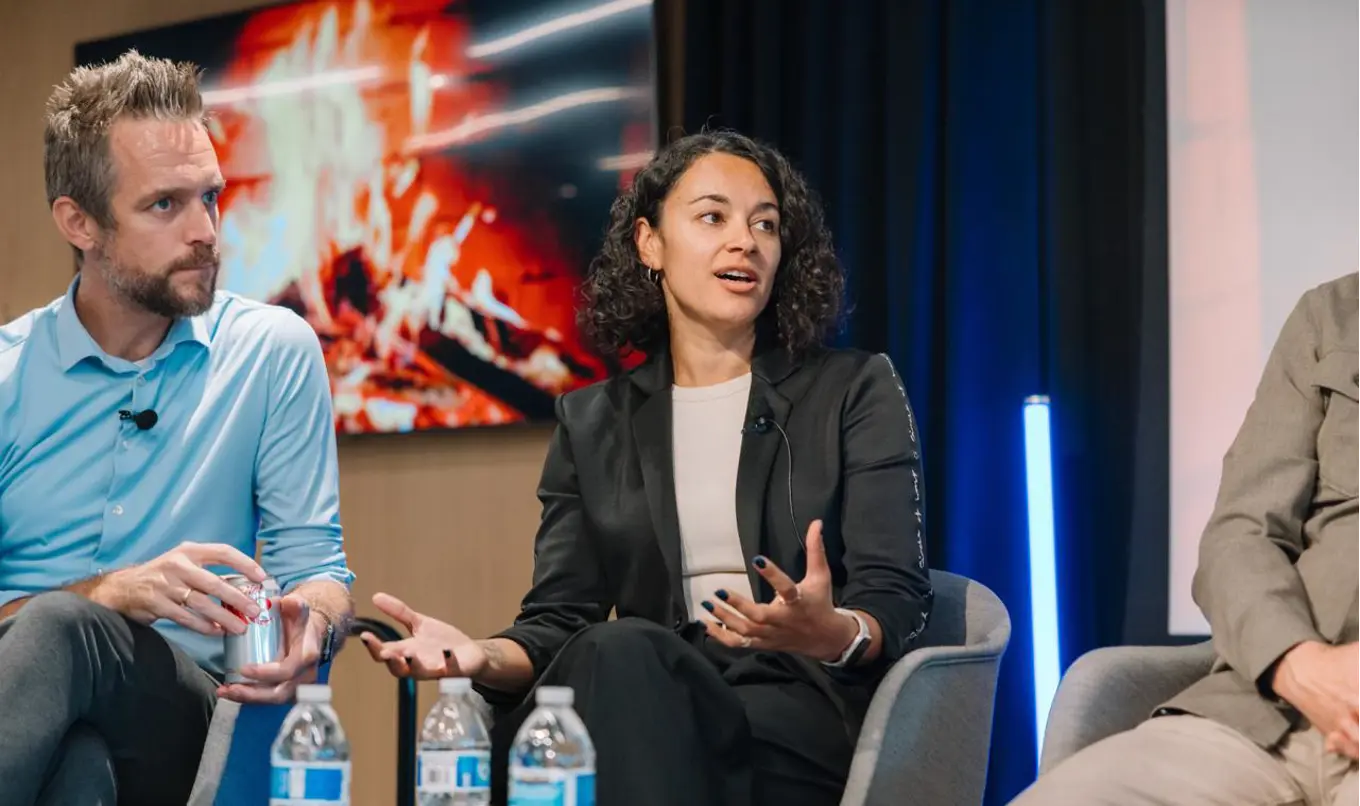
left=646, top=266, right=662, bottom=285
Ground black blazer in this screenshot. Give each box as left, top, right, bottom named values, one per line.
left=495, top=342, right=933, bottom=693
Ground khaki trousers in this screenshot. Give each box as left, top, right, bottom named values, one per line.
left=1011, top=715, right=1359, bottom=805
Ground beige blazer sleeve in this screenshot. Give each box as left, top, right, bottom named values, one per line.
left=1191, top=290, right=1328, bottom=691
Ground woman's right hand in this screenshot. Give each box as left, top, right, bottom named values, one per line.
left=358, top=592, right=487, bottom=680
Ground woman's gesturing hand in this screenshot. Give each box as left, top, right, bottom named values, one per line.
left=358, top=593, right=487, bottom=680
left=701, top=520, right=860, bottom=662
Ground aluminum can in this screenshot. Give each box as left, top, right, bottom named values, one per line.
left=222, top=574, right=283, bottom=683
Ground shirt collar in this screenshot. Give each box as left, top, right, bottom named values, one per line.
left=56, top=275, right=213, bottom=373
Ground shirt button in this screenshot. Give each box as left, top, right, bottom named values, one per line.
left=120, top=441, right=130, bottom=450
left=111, top=504, right=124, bottom=516
left=136, top=376, right=147, bottom=386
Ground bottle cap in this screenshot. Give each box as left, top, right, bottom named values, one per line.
left=296, top=684, right=332, bottom=703
left=439, top=677, right=472, bottom=695
left=535, top=686, right=574, bottom=706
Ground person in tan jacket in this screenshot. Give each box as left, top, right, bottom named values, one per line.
left=1013, top=273, right=1358, bottom=805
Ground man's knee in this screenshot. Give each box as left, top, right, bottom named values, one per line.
left=1012, top=734, right=1142, bottom=805
left=1014, top=715, right=1301, bottom=806
left=15, top=591, right=111, bottom=633
left=8, top=592, right=129, bottom=655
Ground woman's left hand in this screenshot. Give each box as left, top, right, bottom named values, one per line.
left=701, top=520, right=859, bottom=662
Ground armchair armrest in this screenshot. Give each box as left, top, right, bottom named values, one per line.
left=841, top=635, right=1009, bottom=805
left=187, top=698, right=240, bottom=806
left=1038, top=640, right=1216, bottom=775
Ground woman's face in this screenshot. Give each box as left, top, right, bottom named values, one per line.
left=635, top=153, right=783, bottom=340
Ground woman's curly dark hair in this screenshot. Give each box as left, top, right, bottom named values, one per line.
left=580, top=130, right=845, bottom=359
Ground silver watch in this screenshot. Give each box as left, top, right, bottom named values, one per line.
left=822, top=608, right=871, bottom=668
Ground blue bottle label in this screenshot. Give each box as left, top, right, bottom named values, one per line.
left=418, top=750, right=491, bottom=793
left=269, top=761, right=350, bottom=804
left=508, top=768, right=595, bottom=806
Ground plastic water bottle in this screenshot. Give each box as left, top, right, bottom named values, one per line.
left=418, top=677, right=491, bottom=806
left=508, top=686, right=596, bottom=806
left=270, top=684, right=351, bottom=805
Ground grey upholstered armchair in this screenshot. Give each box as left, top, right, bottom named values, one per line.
left=838, top=569, right=1011, bottom=806
left=1037, top=640, right=1217, bottom=775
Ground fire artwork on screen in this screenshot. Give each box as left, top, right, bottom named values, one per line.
left=76, top=0, right=657, bottom=434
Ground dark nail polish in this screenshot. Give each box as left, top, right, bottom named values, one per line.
left=442, top=649, right=452, bottom=659
left=702, top=601, right=715, bottom=612
left=716, top=589, right=729, bottom=601
left=753, top=556, right=767, bottom=569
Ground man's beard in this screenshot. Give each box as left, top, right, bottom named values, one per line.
left=92, top=240, right=220, bottom=318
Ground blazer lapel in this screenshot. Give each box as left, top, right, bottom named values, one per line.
left=735, top=349, right=797, bottom=601
left=630, top=355, right=685, bottom=609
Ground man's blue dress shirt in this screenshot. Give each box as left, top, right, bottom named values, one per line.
left=0, top=277, right=353, bottom=672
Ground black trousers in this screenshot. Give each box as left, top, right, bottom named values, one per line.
left=0, top=592, right=218, bottom=806
left=488, top=618, right=860, bottom=806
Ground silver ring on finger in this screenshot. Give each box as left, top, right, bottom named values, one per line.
left=180, top=588, right=193, bottom=607
left=739, top=635, right=752, bottom=649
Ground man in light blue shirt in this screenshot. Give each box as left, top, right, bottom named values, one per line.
left=0, top=51, right=354, bottom=805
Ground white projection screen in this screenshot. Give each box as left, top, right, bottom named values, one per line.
left=1166, top=0, right=1358, bottom=635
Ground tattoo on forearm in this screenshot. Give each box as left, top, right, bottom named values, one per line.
left=479, top=640, right=507, bottom=669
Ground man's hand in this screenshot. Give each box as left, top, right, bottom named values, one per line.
left=1272, top=641, right=1359, bottom=757
left=91, top=542, right=268, bottom=636
left=217, top=594, right=324, bottom=704
left=1325, top=711, right=1359, bottom=760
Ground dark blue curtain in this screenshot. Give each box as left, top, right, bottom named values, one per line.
left=672, top=0, right=1157, bottom=801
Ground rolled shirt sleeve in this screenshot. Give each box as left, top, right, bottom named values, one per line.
left=253, top=310, right=354, bottom=593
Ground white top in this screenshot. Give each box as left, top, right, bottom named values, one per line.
left=672, top=373, right=757, bottom=622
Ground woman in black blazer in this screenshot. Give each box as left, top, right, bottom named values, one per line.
left=360, top=131, right=933, bottom=806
